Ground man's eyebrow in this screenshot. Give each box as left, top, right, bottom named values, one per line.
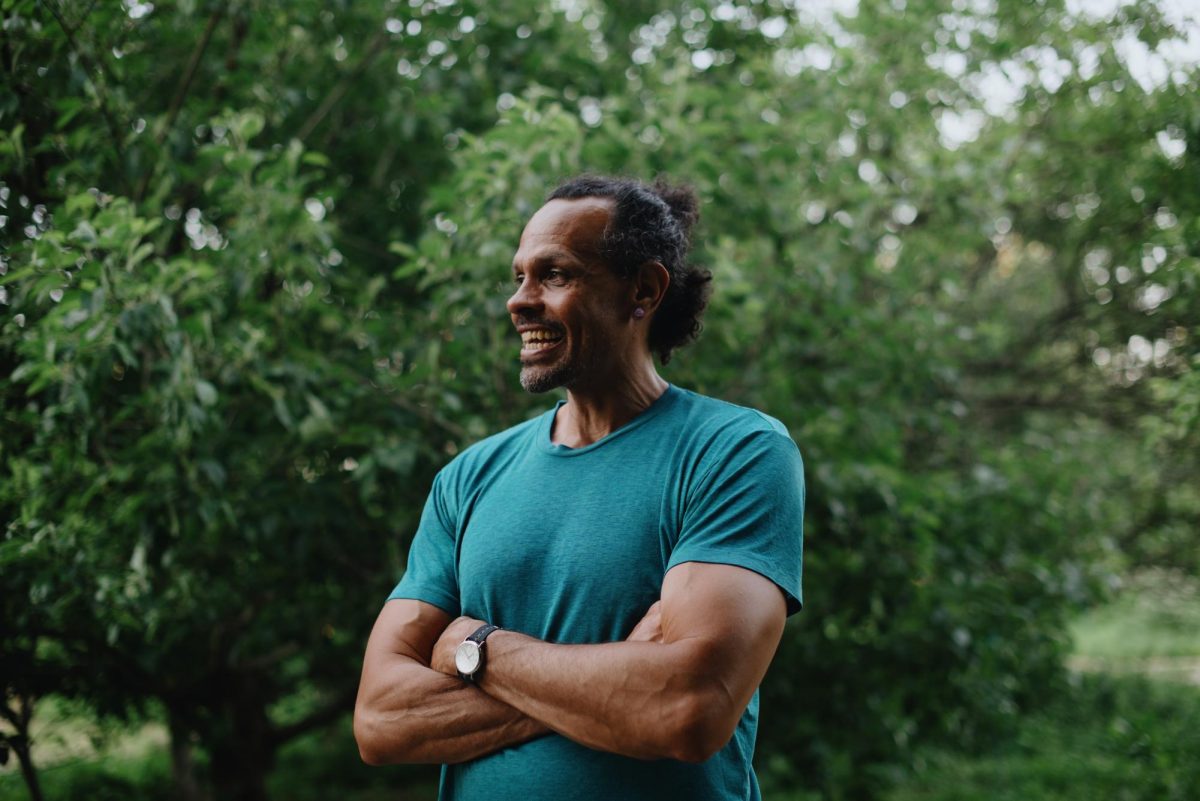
left=511, top=253, right=583, bottom=272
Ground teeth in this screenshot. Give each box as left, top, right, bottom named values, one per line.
left=521, top=330, right=561, bottom=346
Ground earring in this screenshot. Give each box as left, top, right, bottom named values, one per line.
left=633, top=307, right=646, bottom=319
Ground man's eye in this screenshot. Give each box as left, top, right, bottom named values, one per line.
left=546, top=270, right=567, bottom=282
left=513, top=273, right=525, bottom=284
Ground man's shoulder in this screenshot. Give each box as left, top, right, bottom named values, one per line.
left=670, top=386, right=795, bottom=444
left=437, top=409, right=547, bottom=485
left=468, top=411, right=546, bottom=454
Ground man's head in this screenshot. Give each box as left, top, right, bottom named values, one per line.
left=506, top=176, right=712, bottom=393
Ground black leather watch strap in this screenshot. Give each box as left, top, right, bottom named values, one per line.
left=467, top=624, right=501, bottom=645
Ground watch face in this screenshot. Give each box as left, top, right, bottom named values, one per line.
left=455, top=640, right=481, bottom=675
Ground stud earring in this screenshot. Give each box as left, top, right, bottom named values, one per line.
left=633, top=307, right=646, bottom=319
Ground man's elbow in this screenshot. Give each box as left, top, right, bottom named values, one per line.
left=354, top=707, right=406, bottom=766
left=663, top=694, right=739, bottom=764
left=353, top=711, right=386, bottom=766
left=669, top=727, right=734, bottom=764
left=357, top=742, right=389, bottom=767
left=357, top=741, right=390, bottom=767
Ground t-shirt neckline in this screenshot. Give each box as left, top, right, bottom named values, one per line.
left=537, top=384, right=680, bottom=457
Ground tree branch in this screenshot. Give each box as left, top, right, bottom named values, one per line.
left=67, top=0, right=101, bottom=35
left=157, top=4, right=226, bottom=147
left=296, top=27, right=389, bottom=143
left=134, top=3, right=227, bottom=202
left=213, top=9, right=250, bottom=103
left=44, top=0, right=126, bottom=175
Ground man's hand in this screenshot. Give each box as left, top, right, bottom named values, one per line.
left=431, top=615, right=488, bottom=676
left=625, top=600, right=663, bottom=643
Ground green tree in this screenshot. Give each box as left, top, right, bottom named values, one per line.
left=3, top=1, right=1197, bottom=799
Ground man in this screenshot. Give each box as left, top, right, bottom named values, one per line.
left=354, top=175, right=805, bottom=800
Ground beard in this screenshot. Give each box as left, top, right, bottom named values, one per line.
left=514, top=313, right=615, bottom=394
left=519, top=359, right=581, bottom=393
left=518, top=335, right=608, bottom=394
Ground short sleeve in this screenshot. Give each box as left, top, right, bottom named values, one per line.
left=387, top=470, right=461, bottom=616
left=669, top=430, right=805, bottom=614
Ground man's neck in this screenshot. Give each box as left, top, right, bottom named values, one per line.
left=552, top=359, right=668, bottom=448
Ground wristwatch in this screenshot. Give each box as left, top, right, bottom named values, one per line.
left=455, top=624, right=501, bottom=682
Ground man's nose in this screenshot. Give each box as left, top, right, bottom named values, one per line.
left=506, top=278, right=542, bottom=317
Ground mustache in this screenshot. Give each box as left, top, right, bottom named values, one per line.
left=513, top=317, right=564, bottom=334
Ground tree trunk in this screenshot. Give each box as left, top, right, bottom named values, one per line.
left=206, top=677, right=275, bottom=801
left=167, top=710, right=204, bottom=801
left=2, top=695, right=45, bottom=801
left=12, top=736, right=46, bottom=801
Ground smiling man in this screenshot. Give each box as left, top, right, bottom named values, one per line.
left=354, top=176, right=805, bottom=801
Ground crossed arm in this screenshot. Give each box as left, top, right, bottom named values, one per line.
left=353, top=561, right=787, bottom=765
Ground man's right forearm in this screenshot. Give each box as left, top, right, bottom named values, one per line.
left=354, top=656, right=547, bottom=765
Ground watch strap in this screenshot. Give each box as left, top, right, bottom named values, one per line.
left=466, top=624, right=501, bottom=645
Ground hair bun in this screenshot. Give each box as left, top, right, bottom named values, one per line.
left=651, top=178, right=699, bottom=238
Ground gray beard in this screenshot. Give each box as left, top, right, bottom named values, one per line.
left=519, top=360, right=581, bottom=394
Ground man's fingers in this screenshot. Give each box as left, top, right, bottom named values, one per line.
left=626, top=600, right=664, bottom=642
left=431, top=615, right=482, bottom=675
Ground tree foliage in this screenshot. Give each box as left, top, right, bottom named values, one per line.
left=2, top=1, right=1197, bottom=799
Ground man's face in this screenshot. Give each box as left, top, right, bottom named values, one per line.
left=507, top=198, right=629, bottom=393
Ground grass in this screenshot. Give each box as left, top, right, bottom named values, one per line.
left=0, top=747, right=171, bottom=801
left=885, top=570, right=1200, bottom=801
left=0, top=697, right=170, bottom=801
left=0, top=699, right=437, bottom=801
left=1069, top=569, right=1200, bottom=686
left=883, top=674, right=1200, bottom=801
left=0, top=715, right=440, bottom=801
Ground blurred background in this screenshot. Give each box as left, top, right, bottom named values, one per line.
left=2, top=0, right=1198, bottom=799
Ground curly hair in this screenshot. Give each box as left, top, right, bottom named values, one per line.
left=548, top=175, right=712, bottom=365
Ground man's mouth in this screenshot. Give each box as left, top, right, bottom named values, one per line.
left=520, top=328, right=564, bottom=354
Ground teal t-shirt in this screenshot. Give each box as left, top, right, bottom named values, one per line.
left=388, top=384, right=805, bottom=801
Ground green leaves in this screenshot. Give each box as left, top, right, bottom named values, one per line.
left=3, top=1, right=1198, bottom=797
left=1, top=97, right=429, bottom=789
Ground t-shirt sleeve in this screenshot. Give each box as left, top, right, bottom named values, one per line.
left=386, top=470, right=461, bottom=617
left=669, top=429, right=805, bottom=614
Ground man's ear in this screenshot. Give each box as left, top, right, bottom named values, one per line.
left=633, top=260, right=671, bottom=314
